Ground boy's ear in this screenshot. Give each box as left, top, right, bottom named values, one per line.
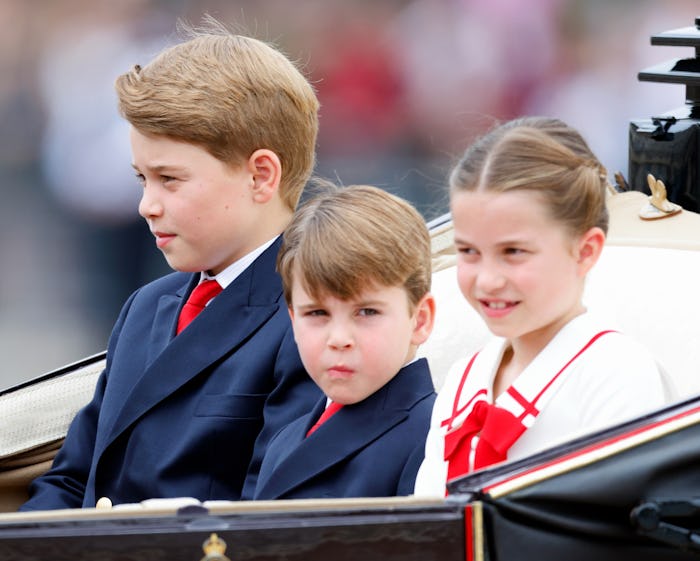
left=411, top=292, right=436, bottom=346
left=576, top=226, right=606, bottom=276
left=247, top=149, right=282, bottom=203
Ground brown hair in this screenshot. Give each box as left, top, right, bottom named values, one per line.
left=278, top=185, right=432, bottom=309
left=115, top=20, right=319, bottom=211
left=450, top=116, right=609, bottom=235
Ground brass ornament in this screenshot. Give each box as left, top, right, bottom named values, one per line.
left=200, top=533, right=231, bottom=561
left=639, top=173, right=682, bottom=220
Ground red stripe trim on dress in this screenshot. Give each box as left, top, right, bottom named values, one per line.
left=441, top=352, right=481, bottom=429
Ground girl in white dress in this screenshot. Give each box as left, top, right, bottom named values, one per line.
left=414, top=117, right=676, bottom=497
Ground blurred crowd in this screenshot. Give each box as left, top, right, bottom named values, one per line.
left=0, top=0, right=697, bottom=387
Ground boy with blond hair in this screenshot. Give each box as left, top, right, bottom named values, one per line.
left=22, top=22, right=322, bottom=510
left=248, top=185, right=436, bottom=500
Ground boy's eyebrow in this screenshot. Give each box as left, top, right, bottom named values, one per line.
left=355, top=297, right=385, bottom=305
left=131, top=163, right=187, bottom=173
left=293, top=300, right=323, bottom=310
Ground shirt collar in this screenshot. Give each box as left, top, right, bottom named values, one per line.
left=200, top=236, right=278, bottom=289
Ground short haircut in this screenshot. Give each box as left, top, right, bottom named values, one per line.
left=278, top=185, right=432, bottom=309
left=115, top=21, right=319, bottom=211
left=450, top=116, right=609, bottom=236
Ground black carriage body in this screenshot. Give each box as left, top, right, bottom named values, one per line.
left=0, top=499, right=465, bottom=561
left=451, top=395, right=700, bottom=561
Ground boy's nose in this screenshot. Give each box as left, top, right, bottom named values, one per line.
left=138, top=188, right=163, bottom=219
left=327, top=322, right=354, bottom=350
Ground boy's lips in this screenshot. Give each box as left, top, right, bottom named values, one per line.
left=153, top=231, right=176, bottom=249
left=327, top=365, right=354, bottom=378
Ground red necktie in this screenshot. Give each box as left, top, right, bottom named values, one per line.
left=306, top=402, right=343, bottom=437
left=176, top=280, right=223, bottom=335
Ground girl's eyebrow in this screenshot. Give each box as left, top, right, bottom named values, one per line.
left=495, top=237, right=531, bottom=246
left=455, top=232, right=532, bottom=245
left=453, top=235, right=473, bottom=246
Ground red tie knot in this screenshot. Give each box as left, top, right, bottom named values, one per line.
left=177, top=280, right=223, bottom=334
left=306, top=401, right=343, bottom=437
left=189, top=280, right=223, bottom=307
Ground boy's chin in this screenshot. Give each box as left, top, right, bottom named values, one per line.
left=164, top=256, right=209, bottom=274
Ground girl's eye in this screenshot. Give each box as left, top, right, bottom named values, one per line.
left=504, top=247, right=526, bottom=256
left=161, top=175, right=177, bottom=183
left=135, top=173, right=146, bottom=186
left=456, top=246, right=479, bottom=262
left=457, top=246, right=477, bottom=255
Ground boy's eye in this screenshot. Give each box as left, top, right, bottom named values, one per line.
left=357, top=308, right=379, bottom=317
left=161, top=175, right=177, bottom=184
left=504, top=247, right=526, bottom=256
left=135, top=173, right=146, bottom=186
left=305, top=309, right=327, bottom=317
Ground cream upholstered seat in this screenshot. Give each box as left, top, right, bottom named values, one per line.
left=0, top=354, right=104, bottom=511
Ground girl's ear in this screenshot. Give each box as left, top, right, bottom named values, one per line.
left=247, top=149, right=282, bottom=203
left=411, top=292, right=436, bottom=346
left=576, top=226, right=606, bottom=276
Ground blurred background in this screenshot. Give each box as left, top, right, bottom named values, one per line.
left=0, top=0, right=697, bottom=388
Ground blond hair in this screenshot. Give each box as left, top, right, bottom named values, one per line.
left=450, top=116, right=609, bottom=235
left=278, top=185, right=432, bottom=309
left=115, top=22, right=319, bottom=211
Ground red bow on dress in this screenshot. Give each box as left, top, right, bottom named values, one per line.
left=444, top=399, right=527, bottom=481
left=442, top=330, right=615, bottom=484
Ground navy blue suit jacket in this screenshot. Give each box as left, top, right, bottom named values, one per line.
left=21, top=238, right=321, bottom=510
left=250, top=358, right=436, bottom=500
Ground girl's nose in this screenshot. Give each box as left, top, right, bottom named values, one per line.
left=475, top=264, right=507, bottom=293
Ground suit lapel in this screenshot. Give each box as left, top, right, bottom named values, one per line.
left=257, top=359, right=433, bottom=499
left=145, top=279, right=194, bottom=366
left=99, top=239, right=284, bottom=455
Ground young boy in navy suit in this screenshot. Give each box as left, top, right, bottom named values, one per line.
left=21, top=21, right=322, bottom=511
left=249, top=185, right=437, bottom=500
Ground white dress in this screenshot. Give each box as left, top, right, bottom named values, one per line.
left=413, top=312, right=677, bottom=497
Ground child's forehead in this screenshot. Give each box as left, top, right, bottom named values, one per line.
left=454, top=189, right=556, bottom=225
left=294, top=276, right=401, bottom=302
